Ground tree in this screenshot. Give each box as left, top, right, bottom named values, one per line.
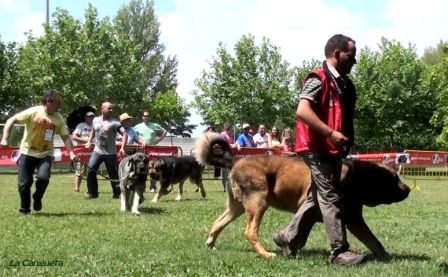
left=114, top=0, right=192, bottom=136
left=192, top=34, right=295, bottom=130
left=0, top=39, right=33, bottom=116
left=421, top=40, right=448, bottom=67
left=149, top=90, right=196, bottom=138
left=16, top=5, right=145, bottom=117
left=352, top=37, right=438, bottom=152
left=425, top=51, right=448, bottom=147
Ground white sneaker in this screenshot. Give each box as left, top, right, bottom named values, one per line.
left=150, top=189, right=155, bottom=193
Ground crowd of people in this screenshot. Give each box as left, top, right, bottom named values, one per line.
left=0, top=33, right=367, bottom=266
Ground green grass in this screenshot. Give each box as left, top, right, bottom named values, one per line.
left=0, top=173, right=447, bottom=277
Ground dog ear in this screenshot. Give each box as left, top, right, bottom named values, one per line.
left=127, top=157, right=133, bottom=168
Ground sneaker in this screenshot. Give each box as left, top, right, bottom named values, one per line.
left=33, top=197, right=42, bottom=212
left=272, top=232, right=296, bottom=259
left=330, top=250, right=367, bottom=266
left=85, top=194, right=99, bottom=199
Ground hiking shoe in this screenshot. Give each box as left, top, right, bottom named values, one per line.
left=330, top=250, right=367, bottom=266
left=273, top=232, right=296, bottom=259
left=33, top=197, right=42, bottom=212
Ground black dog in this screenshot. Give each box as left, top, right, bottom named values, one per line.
left=148, top=156, right=206, bottom=202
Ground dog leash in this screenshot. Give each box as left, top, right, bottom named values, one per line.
left=71, top=160, right=130, bottom=183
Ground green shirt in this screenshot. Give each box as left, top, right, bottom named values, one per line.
left=133, top=122, right=165, bottom=145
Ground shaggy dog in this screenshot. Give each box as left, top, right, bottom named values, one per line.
left=194, top=133, right=411, bottom=259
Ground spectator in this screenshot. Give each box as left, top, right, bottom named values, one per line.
left=253, top=124, right=270, bottom=148
left=116, top=113, right=146, bottom=147
left=133, top=110, right=167, bottom=193
left=72, top=111, right=95, bottom=193
left=236, top=124, right=255, bottom=148
left=268, top=126, right=283, bottom=150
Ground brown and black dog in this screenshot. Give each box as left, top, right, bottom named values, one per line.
left=194, top=133, right=411, bottom=260
left=148, top=156, right=206, bottom=203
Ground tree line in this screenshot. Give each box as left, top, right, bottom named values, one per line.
left=192, top=35, right=448, bottom=153
left=0, top=0, right=195, bottom=138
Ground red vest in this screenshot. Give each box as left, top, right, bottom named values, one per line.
left=295, top=68, right=342, bottom=155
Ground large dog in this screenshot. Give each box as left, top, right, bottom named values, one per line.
left=194, top=133, right=411, bottom=260
left=118, top=152, right=149, bottom=215
left=148, top=156, right=206, bottom=203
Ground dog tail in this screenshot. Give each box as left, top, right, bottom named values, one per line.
left=194, top=132, right=236, bottom=170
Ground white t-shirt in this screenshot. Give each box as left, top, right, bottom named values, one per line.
left=73, top=122, right=93, bottom=146
left=253, top=133, right=270, bottom=148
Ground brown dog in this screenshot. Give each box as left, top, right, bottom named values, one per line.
left=194, top=133, right=411, bottom=259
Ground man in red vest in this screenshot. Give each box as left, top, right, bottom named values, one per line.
left=273, top=34, right=364, bottom=266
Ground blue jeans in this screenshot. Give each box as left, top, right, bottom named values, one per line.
left=17, top=154, right=52, bottom=214
left=86, top=152, right=120, bottom=197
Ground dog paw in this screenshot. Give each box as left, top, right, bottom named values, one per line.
left=175, top=195, right=182, bottom=201
left=261, top=252, right=277, bottom=259
left=131, top=210, right=141, bottom=216
left=120, top=207, right=126, bottom=212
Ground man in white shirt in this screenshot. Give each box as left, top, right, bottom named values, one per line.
left=253, top=124, right=270, bottom=148
left=72, top=111, right=95, bottom=193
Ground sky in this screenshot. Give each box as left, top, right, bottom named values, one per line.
left=1, top=0, right=448, bottom=138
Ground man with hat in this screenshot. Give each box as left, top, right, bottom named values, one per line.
left=236, top=123, right=256, bottom=148
left=72, top=111, right=95, bottom=193
left=116, top=113, right=146, bottom=146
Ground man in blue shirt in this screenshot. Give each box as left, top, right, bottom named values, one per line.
left=116, top=113, right=146, bottom=147
left=236, top=123, right=256, bottom=148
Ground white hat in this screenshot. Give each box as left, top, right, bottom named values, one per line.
left=242, top=123, right=250, bottom=129
left=85, top=111, right=94, bottom=117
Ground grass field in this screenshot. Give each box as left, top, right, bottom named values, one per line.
left=0, top=172, right=447, bottom=277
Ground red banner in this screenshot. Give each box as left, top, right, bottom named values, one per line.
left=404, top=150, right=448, bottom=166
left=0, top=145, right=179, bottom=167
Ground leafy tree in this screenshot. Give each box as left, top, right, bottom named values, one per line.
left=192, top=34, right=295, bottom=130
left=114, top=0, right=192, bottom=136
left=421, top=40, right=448, bottom=67
left=149, top=90, right=196, bottom=137
left=352, top=37, right=438, bottom=152
left=425, top=52, right=448, bottom=147
left=0, top=39, right=33, bottom=115
left=16, top=5, right=144, bottom=117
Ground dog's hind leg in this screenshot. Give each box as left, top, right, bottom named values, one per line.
left=176, top=181, right=184, bottom=201
left=197, top=181, right=206, bottom=199
left=244, top=193, right=275, bottom=258
left=206, top=198, right=245, bottom=250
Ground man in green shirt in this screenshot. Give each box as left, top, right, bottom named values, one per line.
left=134, top=109, right=167, bottom=192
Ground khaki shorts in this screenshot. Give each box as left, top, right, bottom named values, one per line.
left=75, top=162, right=86, bottom=177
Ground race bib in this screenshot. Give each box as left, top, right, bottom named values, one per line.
left=44, top=129, right=54, bottom=142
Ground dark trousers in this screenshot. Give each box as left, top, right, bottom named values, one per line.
left=282, top=154, right=349, bottom=258
left=86, top=152, right=120, bottom=197
left=17, top=154, right=52, bottom=214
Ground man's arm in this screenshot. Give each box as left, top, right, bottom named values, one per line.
left=296, top=99, right=333, bottom=137
left=154, top=129, right=167, bottom=145
left=72, top=127, right=88, bottom=144
left=0, top=116, right=18, bottom=146
left=85, top=129, right=95, bottom=147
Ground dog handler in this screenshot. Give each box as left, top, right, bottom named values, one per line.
left=0, top=90, right=78, bottom=215
left=273, top=34, right=365, bottom=266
